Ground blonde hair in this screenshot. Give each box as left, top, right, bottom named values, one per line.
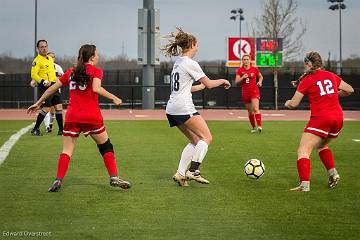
left=291, top=51, right=323, bottom=87
left=161, top=27, right=197, bottom=57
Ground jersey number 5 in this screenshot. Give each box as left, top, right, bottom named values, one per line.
left=171, top=72, right=180, bottom=92
left=316, top=79, right=334, bottom=96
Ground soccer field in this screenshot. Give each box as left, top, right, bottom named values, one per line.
left=0, top=120, right=359, bottom=240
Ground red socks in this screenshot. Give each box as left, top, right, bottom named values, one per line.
left=319, top=148, right=335, bottom=170
left=102, top=152, right=118, bottom=177
left=56, top=153, right=71, bottom=179
left=248, top=113, right=256, bottom=128
left=255, top=113, right=262, bottom=127
left=297, top=158, right=311, bottom=181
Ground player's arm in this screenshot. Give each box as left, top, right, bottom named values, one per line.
left=199, top=76, right=231, bottom=89
left=92, top=78, right=122, bottom=105
left=257, top=72, right=264, bottom=87
left=27, top=80, right=63, bottom=114
left=285, top=91, right=304, bottom=109
left=191, top=83, right=205, bottom=92
left=235, top=73, right=247, bottom=84
left=338, top=80, right=354, bottom=97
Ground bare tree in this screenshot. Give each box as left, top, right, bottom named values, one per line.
left=251, top=0, right=306, bottom=109
left=252, top=0, right=306, bottom=60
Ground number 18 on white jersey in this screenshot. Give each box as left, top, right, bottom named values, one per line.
left=166, top=56, right=206, bottom=115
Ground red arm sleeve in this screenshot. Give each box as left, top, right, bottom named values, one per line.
left=59, top=69, right=72, bottom=86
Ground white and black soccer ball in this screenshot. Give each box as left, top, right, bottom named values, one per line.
left=244, top=159, right=265, bottom=179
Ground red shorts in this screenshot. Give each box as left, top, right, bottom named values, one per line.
left=242, top=90, right=260, bottom=104
left=304, top=117, right=343, bottom=138
left=63, top=122, right=106, bottom=138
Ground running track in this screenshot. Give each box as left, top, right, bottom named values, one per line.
left=1, top=109, right=359, bottom=121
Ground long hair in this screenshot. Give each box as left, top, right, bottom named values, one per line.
left=291, top=51, right=323, bottom=87
left=72, top=44, right=96, bottom=86
left=161, top=27, right=197, bottom=57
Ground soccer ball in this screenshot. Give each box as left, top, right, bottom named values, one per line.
left=244, top=159, right=265, bottom=179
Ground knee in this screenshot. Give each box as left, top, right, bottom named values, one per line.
left=97, top=138, right=114, bottom=156
left=297, top=146, right=311, bottom=158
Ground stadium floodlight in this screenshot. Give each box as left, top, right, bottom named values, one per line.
left=230, top=8, right=245, bottom=63
left=327, top=0, right=346, bottom=75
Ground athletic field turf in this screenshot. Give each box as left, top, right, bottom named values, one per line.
left=0, top=120, right=359, bottom=239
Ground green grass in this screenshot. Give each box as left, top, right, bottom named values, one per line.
left=0, top=120, right=359, bottom=240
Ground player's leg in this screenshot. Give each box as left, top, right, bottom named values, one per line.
left=291, top=132, right=323, bottom=192
left=49, top=107, right=55, bottom=132
left=53, top=102, right=63, bottom=135
left=48, top=135, right=77, bottom=192
left=44, top=112, right=51, bottom=132
left=182, top=115, right=212, bottom=184
left=44, top=107, right=55, bottom=133
left=90, top=130, right=130, bottom=189
left=172, top=125, right=199, bottom=186
left=245, top=103, right=256, bottom=132
left=317, top=138, right=340, bottom=188
left=251, top=98, right=262, bottom=132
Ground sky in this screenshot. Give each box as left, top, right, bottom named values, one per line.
left=0, top=0, right=359, bottom=62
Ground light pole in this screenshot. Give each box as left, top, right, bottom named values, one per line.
left=34, top=0, right=38, bottom=101
left=230, top=8, right=245, bottom=66
left=328, top=0, right=346, bottom=75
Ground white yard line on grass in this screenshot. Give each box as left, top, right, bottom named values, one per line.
left=352, top=139, right=360, bottom=143
left=0, top=123, right=34, bottom=166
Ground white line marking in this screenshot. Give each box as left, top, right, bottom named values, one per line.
left=352, top=139, right=360, bottom=142
left=262, top=114, right=286, bottom=117
left=135, top=115, right=148, bottom=118
left=0, top=123, right=34, bottom=166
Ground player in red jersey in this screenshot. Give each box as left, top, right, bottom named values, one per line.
left=285, top=51, right=354, bottom=192
left=235, top=54, right=264, bottom=133
left=27, top=44, right=131, bottom=192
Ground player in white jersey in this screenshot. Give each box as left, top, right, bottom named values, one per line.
left=162, top=28, right=231, bottom=186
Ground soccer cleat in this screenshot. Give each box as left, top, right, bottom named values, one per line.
left=57, top=130, right=63, bottom=136
left=173, top=172, right=189, bottom=187
left=257, top=126, right=262, bottom=133
left=328, top=174, right=340, bottom=188
left=290, top=183, right=310, bottom=192
left=110, top=176, right=131, bottom=189
left=31, top=128, right=43, bottom=136
left=186, top=170, right=210, bottom=184
left=250, top=128, right=257, bottom=133
left=48, top=179, right=62, bottom=192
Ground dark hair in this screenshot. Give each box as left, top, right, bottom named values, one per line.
left=291, top=51, right=323, bottom=87
left=36, top=39, right=47, bottom=47
left=161, top=27, right=197, bottom=57
left=72, top=44, right=96, bottom=87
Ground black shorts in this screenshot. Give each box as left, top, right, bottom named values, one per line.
left=38, top=83, right=62, bottom=107
left=166, top=112, right=200, bottom=127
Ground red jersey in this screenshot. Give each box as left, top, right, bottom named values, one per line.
left=297, top=70, right=343, bottom=119
left=60, top=64, right=103, bottom=124
left=236, top=66, right=260, bottom=92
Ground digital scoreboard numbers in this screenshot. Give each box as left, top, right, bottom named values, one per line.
left=256, top=38, right=283, bottom=67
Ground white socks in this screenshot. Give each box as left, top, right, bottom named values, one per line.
left=328, top=168, right=338, bottom=176
left=44, top=112, right=55, bottom=129
left=177, top=143, right=195, bottom=176
left=192, top=140, right=208, bottom=163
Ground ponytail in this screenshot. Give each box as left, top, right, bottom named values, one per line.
left=72, top=44, right=96, bottom=86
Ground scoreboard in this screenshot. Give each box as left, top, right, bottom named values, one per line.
left=255, top=38, right=283, bottom=67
